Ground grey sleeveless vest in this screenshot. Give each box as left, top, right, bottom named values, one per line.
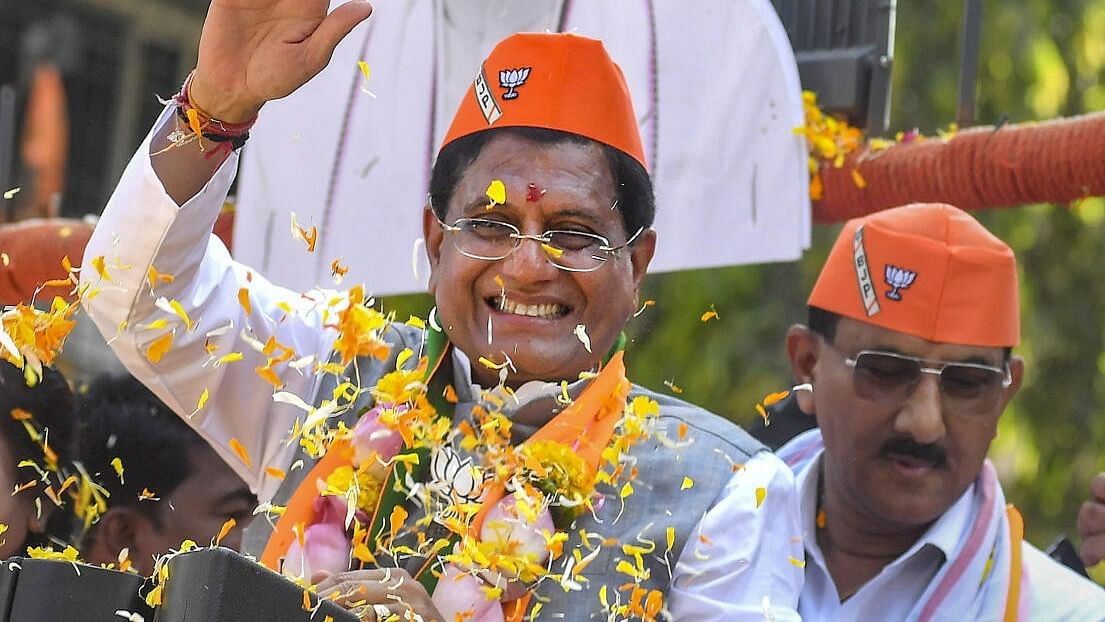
left=243, top=324, right=764, bottom=620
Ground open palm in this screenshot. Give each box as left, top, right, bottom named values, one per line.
left=191, top=0, right=372, bottom=121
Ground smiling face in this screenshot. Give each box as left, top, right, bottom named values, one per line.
left=788, top=317, right=1024, bottom=532
left=424, top=133, right=655, bottom=387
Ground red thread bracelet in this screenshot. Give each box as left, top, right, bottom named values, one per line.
left=171, top=71, right=257, bottom=158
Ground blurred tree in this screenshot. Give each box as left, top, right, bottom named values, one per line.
left=381, top=0, right=1105, bottom=548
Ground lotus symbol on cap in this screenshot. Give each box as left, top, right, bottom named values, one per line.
left=884, top=265, right=917, bottom=301
left=499, top=67, right=531, bottom=100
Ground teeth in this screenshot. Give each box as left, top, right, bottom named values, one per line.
left=493, top=296, right=566, bottom=319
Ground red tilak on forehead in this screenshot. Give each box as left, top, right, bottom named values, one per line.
left=526, top=183, right=547, bottom=202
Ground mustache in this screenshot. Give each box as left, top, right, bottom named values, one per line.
left=879, top=437, right=947, bottom=466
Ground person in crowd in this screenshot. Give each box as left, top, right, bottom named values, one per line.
left=80, top=1, right=803, bottom=620
left=0, top=361, right=77, bottom=558
left=777, top=202, right=1105, bottom=619
left=1079, top=472, right=1105, bottom=578
left=78, top=374, right=256, bottom=575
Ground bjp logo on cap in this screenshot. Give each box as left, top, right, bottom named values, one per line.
left=499, top=67, right=531, bottom=100
left=884, top=265, right=917, bottom=301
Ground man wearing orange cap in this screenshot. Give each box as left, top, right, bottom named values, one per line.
left=776, top=202, right=1105, bottom=619
left=80, top=1, right=803, bottom=620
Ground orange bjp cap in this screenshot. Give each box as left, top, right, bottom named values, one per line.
left=808, top=203, right=1020, bottom=347
left=440, top=32, right=646, bottom=169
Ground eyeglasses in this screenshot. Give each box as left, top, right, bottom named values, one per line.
left=830, top=346, right=1011, bottom=410
left=438, top=217, right=644, bottom=273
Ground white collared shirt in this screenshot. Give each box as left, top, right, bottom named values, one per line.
left=793, top=450, right=1105, bottom=621
left=796, top=454, right=974, bottom=620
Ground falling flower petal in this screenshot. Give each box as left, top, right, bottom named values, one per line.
left=762, top=390, right=790, bottom=407
left=755, top=486, right=767, bottom=509
left=196, top=388, right=210, bottom=412
left=574, top=324, right=592, bottom=353
left=238, top=288, right=252, bottom=316
left=91, top=256, right=112, bottom=282
left=330, top=259, right=349, bottom=283
left=756, top=404, right=769, bottom=425
left=851, top=168, right=867, bottom=189
left=290, top=213, right=319, bottom=253
left=145, top=332, right=174, bottom=364
left=110, top=458, right=124, bottom=484
left=680, top=477, right=694, bottom=490
left=215, top=352, right=244, bottom=366
left=700, top=305, right=719, bottom=323
left=215, top=518, right=236, bottom=546
left=541, top=243, right=564, bottom=259
left=229, top=438, right=251, bottom=467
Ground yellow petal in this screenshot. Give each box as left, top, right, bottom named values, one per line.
left=755, top=486, right=767, bottom=509
left=215, top=352, right=244, bottom=366
left=91, top=255, right=112, bottom=282
left=680, top=477, right=694, bottom=491
left=196, top=387, right=210, bottom=411
left=620, top=482, right=634, bottom=499
left=238, top=288, right=252, bottom=316
left=762, top=390, right=790, bottom=407
left=215, top=518, right=236, bottom=546
left=700, top=304, right=719, bottom=323
left=146, top=332, right=174, bottom=364
left=541, top=243, right=564, bottom=259
left=485, top=179, right=506, bottom=207
left=851, top=168, right=867, bottom=189
left=229, top=438, right=251, bottom=467
left=110, top=458, right=124, bottom=483
left=169, top=300, right=193, bottom=331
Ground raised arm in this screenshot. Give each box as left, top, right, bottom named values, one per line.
left=153, top=0, right=373, bottom=204
left=80, top=0, right=372, bottom=501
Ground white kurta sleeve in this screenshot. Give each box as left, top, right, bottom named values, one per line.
left=667, top=450, right=804, bottom=621
left=81, top=107, right=340, bottom=503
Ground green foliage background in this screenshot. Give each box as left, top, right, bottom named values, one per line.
left=385, top=1, right=1105, bottom=548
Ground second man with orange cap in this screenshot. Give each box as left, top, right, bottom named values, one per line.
left=777, top=202, right=1105, bottom=619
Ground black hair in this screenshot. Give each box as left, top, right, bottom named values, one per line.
left=428, top=127, right=655, bottom=237
left=77, top=374, right=208, bottom=530
left=0, top=361, right=78, bottom=550
left=807, top=305, right=840, bottom=342
left=808, top=305, right=1012, bottom=361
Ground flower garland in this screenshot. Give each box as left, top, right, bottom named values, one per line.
left=270, top=298, right=662, bottom=620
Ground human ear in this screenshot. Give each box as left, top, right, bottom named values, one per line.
left=999, top=355, right=1025, bottom=407
left=785, top=325, right=820, bottom=415
left=628, top=229, right=656, bottom=290
left=86, top=508, right=146, bottom=568
left=422, top=206, right=445, bottom=294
